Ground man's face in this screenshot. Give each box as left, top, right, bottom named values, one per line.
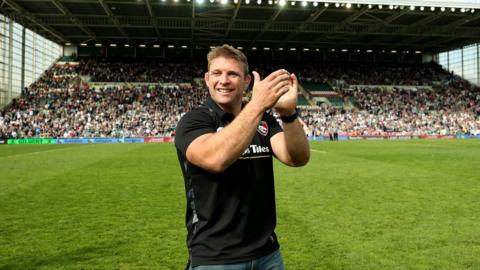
left=204, top=56, right=251, bottom=111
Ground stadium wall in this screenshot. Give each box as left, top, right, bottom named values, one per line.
left=5, top=137, right=173, bottom=145
left=76, top=46, right=423, bottom=64
left=3, top=136, right=480, bottom=145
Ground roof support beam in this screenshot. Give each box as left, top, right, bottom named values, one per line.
left=339, top=6, right=370, bottom=26
left=97, top=0, right=132, bottom=44
left=3, top=0, right=69, bottom=43
left=447, top=12, right=480, bottom=27
left=145, top=0, right=162, bottom=43
left=191, top=3, right=196, bottom=45
left=249, top=8, right=283, bottom=47
left=50, top=0, right=99, bottom=43
left=382, top=9, right=410, bottom=24
left=222, top=1, right=242, bottom=44
left=368, top=12, right=445, bottom=45
left=276, top=6, right=327, bottom=48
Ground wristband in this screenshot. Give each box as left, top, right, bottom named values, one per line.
left=280, top=109, right=299, bottom=123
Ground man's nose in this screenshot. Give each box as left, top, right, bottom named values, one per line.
left=219, top=73, right=229, bottom=84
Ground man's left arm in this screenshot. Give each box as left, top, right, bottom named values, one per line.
left=270, top=73, right=310, bottom=167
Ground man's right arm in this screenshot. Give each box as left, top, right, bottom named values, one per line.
left=185, top=103, right=264, bottom=173
left=185, top=70, right=291, bottom=174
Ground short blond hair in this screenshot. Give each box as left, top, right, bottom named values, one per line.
left=207, top=44, right=249, bottom=75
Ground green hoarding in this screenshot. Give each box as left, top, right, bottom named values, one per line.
left=7, top=138, right=56, bottom=144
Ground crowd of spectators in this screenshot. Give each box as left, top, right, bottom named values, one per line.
left=301, top=86, right=480, bottom=137
left=0, top=83, right=207, bottom=138
left=251, top=62, right=454, bottom=87
left=0, top=62, right=207, bottom=139
left=79, top=58, right=204, bottom=83
left=1, top=58, right=479, bottom=139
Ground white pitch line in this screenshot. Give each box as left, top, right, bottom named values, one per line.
left=5, top=148, right=64, bottom=158
left=311, top=149, right=327, bottom=154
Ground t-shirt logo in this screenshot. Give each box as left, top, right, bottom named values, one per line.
left=257, top=121, right=268, bottom=136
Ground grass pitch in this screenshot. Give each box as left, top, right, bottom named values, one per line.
left=1, top=140, right=479, bottom=269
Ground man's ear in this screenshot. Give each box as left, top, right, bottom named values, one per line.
left=244, top=73, right=252, bottom=88
left=204, top=72, right=209, bottom=85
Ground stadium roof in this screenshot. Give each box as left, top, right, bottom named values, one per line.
left=2, top=0, right=480, bottom=53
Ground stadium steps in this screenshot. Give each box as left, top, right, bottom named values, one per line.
left=297, top=84, right=315, bottom=106
left=301, top=82, right=345, bottom=108
left=347, top=96, right=359, bottom=108
left=297, top=94, right=310, bottom=106
left=327, top=96, right=344, bottom=108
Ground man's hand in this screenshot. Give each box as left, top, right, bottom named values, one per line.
left=273, top=73, right=298, bottom=117
left=250, top=69, right=291, bottom=112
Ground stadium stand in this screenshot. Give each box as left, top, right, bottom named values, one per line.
left=1, top=59, right=479, bottom=139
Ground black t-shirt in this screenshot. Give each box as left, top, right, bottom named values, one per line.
left=175, top=97, right=283, bottom=267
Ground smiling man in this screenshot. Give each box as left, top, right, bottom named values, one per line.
left=175, top=44, right=310, bottom=270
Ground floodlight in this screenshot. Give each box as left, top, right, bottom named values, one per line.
left=302, top=1, right=307, bottom=7
left=346, top=3, right=351, bottom=8
left=279, top=0, right=286, bottom=6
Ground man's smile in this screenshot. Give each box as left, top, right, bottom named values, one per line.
left=217, top=88, right=234, bottom=93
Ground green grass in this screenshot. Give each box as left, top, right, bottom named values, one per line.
left=1, top=140, right=480, bottom=269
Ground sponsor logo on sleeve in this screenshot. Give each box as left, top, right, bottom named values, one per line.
left=257, top=121, right=268, bottom=136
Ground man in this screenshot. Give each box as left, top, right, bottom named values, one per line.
left=175, top=44, right=310, bottom=269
